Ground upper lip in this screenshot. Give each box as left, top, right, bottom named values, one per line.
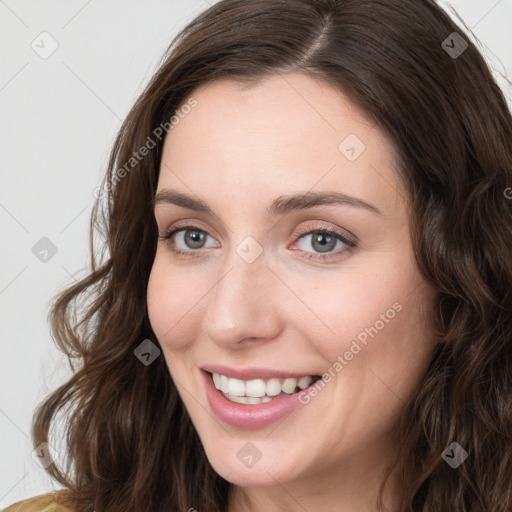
left=201, top=364, right=320, bottom=381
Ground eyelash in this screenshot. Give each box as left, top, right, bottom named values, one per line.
left=158, top=222, right=356, bottom=261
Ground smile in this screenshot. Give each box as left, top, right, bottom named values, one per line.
left=211, top=372, right=321, bottom=405
left=201, top=368, right=323, bottom=429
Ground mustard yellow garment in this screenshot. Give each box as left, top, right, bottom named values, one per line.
left=1, top=492, right=75, bottom=512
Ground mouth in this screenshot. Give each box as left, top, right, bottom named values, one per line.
left=208, top=371, right=322, bottom=405
left=201, top=367, right=324, bottom=429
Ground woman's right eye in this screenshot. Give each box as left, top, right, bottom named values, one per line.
left=159, top=225, right=217, bottom=258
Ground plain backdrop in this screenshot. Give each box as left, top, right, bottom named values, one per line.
left=1, top=0, right=511, bottom=507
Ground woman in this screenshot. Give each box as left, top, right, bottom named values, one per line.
left=4, top=0, right=512, bottom=510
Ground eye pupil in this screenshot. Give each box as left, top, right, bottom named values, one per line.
left=185, top=230, right=205, bottom=248
left=312, top=233, right=336, bottom=253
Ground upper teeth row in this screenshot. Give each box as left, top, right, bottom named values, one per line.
left=212, top=373, right=314, bottom=397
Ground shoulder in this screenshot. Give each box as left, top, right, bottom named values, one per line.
left=1, top=491, right=76, bottom=512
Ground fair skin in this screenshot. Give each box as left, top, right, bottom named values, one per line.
left=147, top=73, right=437, bottom=512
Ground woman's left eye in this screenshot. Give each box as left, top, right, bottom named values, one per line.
left=292, top=227, right=356, bottom=260
left=159, top=224, right=356, bottom=261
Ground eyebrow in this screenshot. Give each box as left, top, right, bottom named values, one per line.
left=153, top=188, right=382, bottom=216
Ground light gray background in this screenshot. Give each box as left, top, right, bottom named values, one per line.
left=1, top=0, right=511, bottom=507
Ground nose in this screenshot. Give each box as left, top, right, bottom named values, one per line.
left=202, top=249, right=284, bottom=348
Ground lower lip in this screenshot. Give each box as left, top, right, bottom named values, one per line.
left=202, top=370, right=311, bottom=429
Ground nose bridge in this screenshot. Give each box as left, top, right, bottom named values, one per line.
left=203, top=243, right=282, bottom=346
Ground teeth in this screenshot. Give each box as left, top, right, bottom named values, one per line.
left=225, top=395, right=273, bottom=405
left=298, top=376, right=313, bottom=390
left=282, top=377, right=298, bottom=394
left=220, top=374, right=229, bottom=394
left=246, top=379, right=266, bottom=397
left=211, top=372, right=316, bottom=400
left=266, top=378, right=282, bottom=396
left=228, top=378, right=245, bottom=396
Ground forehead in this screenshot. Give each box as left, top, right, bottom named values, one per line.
left=168, top=73, right=378, bottom=147
left=158, top=73, right=404, bottom=217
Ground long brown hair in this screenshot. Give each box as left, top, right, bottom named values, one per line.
left=31, top=0, right=512, bottom=510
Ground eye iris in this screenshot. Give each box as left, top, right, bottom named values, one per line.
left=185, top=230, right=205, bottom=249
left=312, top=233, right=336, bottom=253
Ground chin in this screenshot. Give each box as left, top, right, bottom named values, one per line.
left=199, top=433, right=304, bottom=487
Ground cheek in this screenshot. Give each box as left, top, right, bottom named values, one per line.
left=319, top=282, right=434, bottom=419
left=301, top=265, right=413, bottom=358
left=301, top=251, right=433, bottom=393
left=146, top=257, right=203, bottom=352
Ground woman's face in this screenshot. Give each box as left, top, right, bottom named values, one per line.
left=147, top=73, right=436, bottom=499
